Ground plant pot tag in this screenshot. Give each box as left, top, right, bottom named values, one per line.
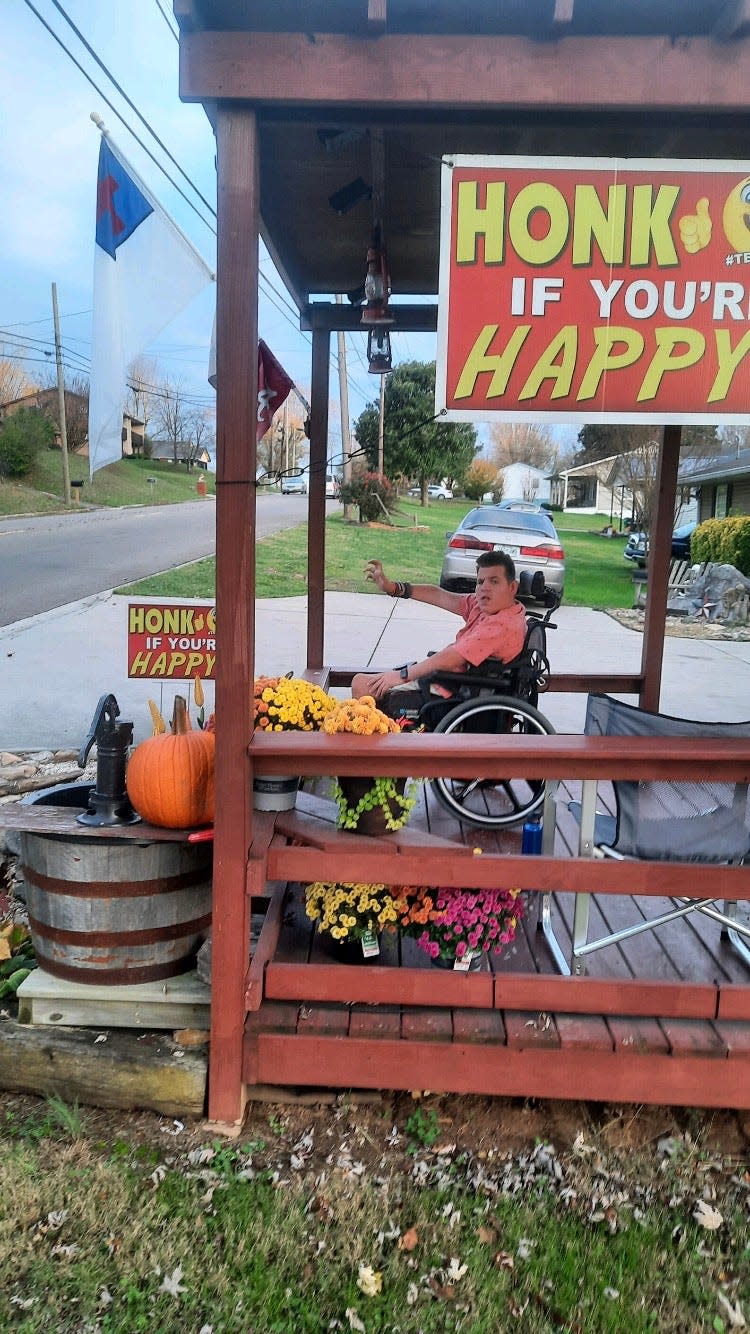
left=361, top=931, right=380, bottom=958
left=453, top=952, right=476, bottom=971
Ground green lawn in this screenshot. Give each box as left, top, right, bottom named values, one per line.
left=119, top=500, right=637, bottom=609
left=0, top=453, right=216, bottom=514
left=1, top=1094, right=746, bottom=1334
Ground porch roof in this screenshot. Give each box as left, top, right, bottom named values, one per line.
left=177, top=1, right=750, bottom=306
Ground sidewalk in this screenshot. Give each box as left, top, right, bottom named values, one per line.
left=2, top=591, right=750, bottom=750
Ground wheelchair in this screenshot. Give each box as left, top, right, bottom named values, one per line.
left=386, top=588, right=559, bottom=830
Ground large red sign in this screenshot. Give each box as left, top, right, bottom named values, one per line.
left=436, top=156, right=750, bottom=424
left=127, top=602, right=216, bottom=679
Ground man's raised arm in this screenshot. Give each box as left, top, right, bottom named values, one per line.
left=365, top=560, right=464, bottom=615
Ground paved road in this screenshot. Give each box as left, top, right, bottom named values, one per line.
left=0, top=495, right=310, bottom=626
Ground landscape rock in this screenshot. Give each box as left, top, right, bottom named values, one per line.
left=668, top=562, right=750, bottom=621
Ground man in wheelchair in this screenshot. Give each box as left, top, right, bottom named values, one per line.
left=352, top=550, right=526, bottom=711
left=352, top=550, right=556, bottom=828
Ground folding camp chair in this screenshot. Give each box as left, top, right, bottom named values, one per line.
left=539, top=693, right=750, bottom=976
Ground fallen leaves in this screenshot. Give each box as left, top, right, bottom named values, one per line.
left=398, top=1226, right=419, bottom=1252
left=157, top=1265, right=188, bottom=1298
left=356, top=1264, right=383, bottom=1297
left=693, top=1200, right=724, bottom=1230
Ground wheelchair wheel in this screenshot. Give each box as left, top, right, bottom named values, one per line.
left=431, top=694, right=555, bottom=829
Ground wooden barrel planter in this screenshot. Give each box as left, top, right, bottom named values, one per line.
left=19, top=783, right=212, bottom=985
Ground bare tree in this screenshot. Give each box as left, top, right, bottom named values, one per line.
left=126, top=356, right=160, bottom=441
left=155, top=378, right=192, bottom=467
left=719, top=425, right=750, bottom=456
left=187, top=406, right=215, bottom=467
left=0, top=348, right=35, bottom=407
left=489, top=422, right=558, bottom=472
left=611, top=442, right=660, bottom=532
left=37, top=372, right=90, bottom=454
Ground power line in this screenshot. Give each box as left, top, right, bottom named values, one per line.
left=153, top=0, right=179, bottom=41
left=19, top=0, right=372, bottom=411
left=20, top=0, right=217, bottom=236
left=49, top=0, right=216, bottom=222
left=0, top=309, right=92, bottom=327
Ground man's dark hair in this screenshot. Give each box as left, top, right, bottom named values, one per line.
left=476, top=549, right=516, bottom=581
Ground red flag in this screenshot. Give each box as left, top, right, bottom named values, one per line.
left=257, top=339, right=292, bottom=437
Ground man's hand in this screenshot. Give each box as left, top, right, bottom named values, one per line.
left=365, top=559, right=391, bottom=594
left=366, top=669, right=402, bottom=698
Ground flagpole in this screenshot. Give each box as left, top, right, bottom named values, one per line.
left=90, top=113, right=215, bottom=280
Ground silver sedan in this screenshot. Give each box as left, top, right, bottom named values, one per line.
left=440, top=505, right=565, bottom=603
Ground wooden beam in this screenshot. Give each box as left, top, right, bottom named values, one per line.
left=253, top=1034, right=750, bottom=1107
left=640, top=424, right=681, bottom=711
left=209, top=105, right=259, bottom=1128
left=263, top=962, right=718, bottom=1018
left=180, top=32, right=750, bottom=112
left=302, top=303, right=438, bottom=333
left=0, top=1018, right=206, bottom=1117
left=249, top=730, right=750, bottom=782
left=553, top=0, right=575, bottom=21
left=325, top=668, right=645, bottom=694
left=267, top=848, right=750, bottom=899
left=306, top=328, right=329, bottom=671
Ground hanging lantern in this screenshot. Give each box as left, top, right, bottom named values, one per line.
left=367, top=327, right=392, bottom=374
left=361, top=229, right=394, bottom=327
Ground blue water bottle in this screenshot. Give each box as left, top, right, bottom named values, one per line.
left=521, top=819, right=543, bottom=855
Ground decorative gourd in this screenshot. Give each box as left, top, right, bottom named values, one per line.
left=126, top=695, right=215, bottom=828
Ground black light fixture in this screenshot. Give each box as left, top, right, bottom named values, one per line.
left=367, top=327, right=392, bottom=374
left=328, top=176, right=372, bottom=215
left=361, top=226, right=394, bottom=327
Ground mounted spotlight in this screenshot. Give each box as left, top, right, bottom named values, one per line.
left=361, top=227, right=394, bottom=327
left=367, top=327, right=392, bottom=374
left=328, top=176, right=372, bottom=215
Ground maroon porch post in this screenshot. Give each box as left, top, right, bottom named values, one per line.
left=639, top=423, right=682, bottom=713
left=306, top=326, right=330, bottom=671
left=209, top=106, right=259, bottom=1125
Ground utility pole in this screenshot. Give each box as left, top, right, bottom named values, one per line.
left=52, top=283, right=71, bottom=506
left=377, top=372, right=386, bottom=477
left=282, top=396, right=289, bottom=476
left=335, top=294, right=353, bottom=519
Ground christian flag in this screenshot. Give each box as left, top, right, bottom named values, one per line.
left=88, top=136, right=213, bottom=477
left=208, top=324, right=293, bottom=437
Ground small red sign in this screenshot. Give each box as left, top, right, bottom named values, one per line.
left=127, top=602, right=216, bottom=680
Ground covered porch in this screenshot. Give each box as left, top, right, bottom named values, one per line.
left=175, top=0, right=750, bottom=1126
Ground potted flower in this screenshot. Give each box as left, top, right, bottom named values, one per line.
left=304, top=880, right=409, bottom=961
left=321, top=696, right=416, bottom=834
left=252, top=674, right=335, bottom=809
left=400, top=885, right=524, bottom=971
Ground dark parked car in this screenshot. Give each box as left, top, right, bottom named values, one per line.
left=671, top=521, right=697, bottom=559
left=623, top=520, right=698, bottom=568
left=440, top=505, right=564, bottom=602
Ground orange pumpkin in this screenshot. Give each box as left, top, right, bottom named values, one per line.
left=126, top=696, right=215, bottom=828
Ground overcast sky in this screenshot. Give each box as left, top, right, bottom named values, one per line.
left=0, top=0, right=397, bottom=457
left=0, top=1, right=578, bottom=463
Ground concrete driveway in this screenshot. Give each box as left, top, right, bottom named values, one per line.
left=1, top=592, right=749, bottom=750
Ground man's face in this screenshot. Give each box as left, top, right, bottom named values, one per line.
left=475, top=565, right=518, bottom=613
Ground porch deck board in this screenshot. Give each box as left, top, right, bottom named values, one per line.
left=244, top=779, right=750, bottom=1107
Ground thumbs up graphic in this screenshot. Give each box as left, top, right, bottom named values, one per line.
left=678, top=197, right=712, bottom=254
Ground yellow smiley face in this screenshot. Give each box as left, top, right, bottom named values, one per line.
left=722, top=176, right=750, bottom=251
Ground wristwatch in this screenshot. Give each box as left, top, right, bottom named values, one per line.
left=399, top=664, right=410, bottom=681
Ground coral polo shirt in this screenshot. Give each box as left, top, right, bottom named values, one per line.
left=453, top=595, right=527, bottom=668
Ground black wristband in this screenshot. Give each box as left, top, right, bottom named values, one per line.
left=402, top=582, right=413, bottom=599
